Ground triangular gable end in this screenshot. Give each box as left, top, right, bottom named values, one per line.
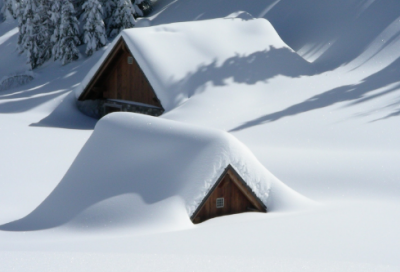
left=78, top=37, right=164, bottom=118
left=191, top=165, right=267, bottom=224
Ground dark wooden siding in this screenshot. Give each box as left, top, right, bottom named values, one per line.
left=79, top=39, right=162, bottom=108
left=192, top=168, right=266, bottom=224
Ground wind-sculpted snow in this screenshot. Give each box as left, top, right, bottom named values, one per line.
left=0, top=113, right=311, bottom=231
left=149, top=0, right=400, bottom=70
left=76, top=17, right=314, bottom=111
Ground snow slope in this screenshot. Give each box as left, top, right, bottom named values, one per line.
left=148, top=0, right=400, bottom=69
left=0, top=0, right=400, bottom=271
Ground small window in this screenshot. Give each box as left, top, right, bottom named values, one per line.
left=127, top=56, right=133, bottom=64
left=216, top=198, right=224, bottom=208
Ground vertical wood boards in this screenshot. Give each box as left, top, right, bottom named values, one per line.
left=79, top=39, right=163, bottom=109
left=191, top=166, right=267, bottom=224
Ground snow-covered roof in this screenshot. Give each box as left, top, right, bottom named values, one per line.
left=76, top=16, right=294, bottom=111
left=84, top=113, right=280, bottom=216
left=0, top=113, right=310, bottom=230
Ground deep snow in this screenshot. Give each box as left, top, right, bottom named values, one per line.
left=77, top=16, right=314, bottom=111
left=0, top=112, right=311, bottom=231
left=0, top=0, right=400, bottom=271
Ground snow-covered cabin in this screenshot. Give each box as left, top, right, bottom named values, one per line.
left=79, top=113, right=272, bottom=224
left=77, top=37, right=164, bottom=118
left=76, top=16, right=298, bottom=118
left=0, top=113, right=309, bottom=230
left=191, top=164, right=266, bottom=223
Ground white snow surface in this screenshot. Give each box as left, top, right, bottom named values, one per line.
left=0, top=112, right=310, bottom=231
left=76, top=16, right=312, bottom=111
left=1, top=0, right=400, bottom=271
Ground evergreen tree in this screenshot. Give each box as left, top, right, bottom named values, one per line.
left=17, top=0, right=52, bottom=68
left=49, top=0, right=61, bottom=60
left=35, top=0, right=52, bottom=65
left=101, top=0, right=114, bottom=30
left=24, top=16, right=40, bottom=69
left=107, top=0, right=135, bottom=37
left=1, top=0, right=12, bottom=20
left=16, top=0, right=26, bottom=52
left=1, top=0, right=21, bottom=20
left=135, top=0, right=153, bottom=17
left=0, top=0, right=6, bottom=21
left=82, top=0, right=107, bottom=56
left=71, top=0, right=85, bottom=18
left=132, top=0, right=143, bottom=18
left=56, top=0, right=81, bottom=65
left=19, top=0, right=41, bottom=69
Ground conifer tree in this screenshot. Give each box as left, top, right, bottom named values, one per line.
left=0, top=0, right=7, bottom=21
left=16, top=0, right=26, bottom=52
left=56, top=0, right=81, bottom=65
left=49, top=0, right=61, bottom=60
left=19, top=0, right=42, bottom=69
left=107, top=0, right=135, bottom=37
left=17, top=0, right=53, bottom=68
left=35, top=0, right=52, bottom=65
left=24, top=17, right=40, bottom=69
left=1, top=0, right=12, bottom=20
left=101, top=0, right=114, bottom=30
left=72, top=0, right=85, bottom=18
left=132, top=0, right=143, bottom=17
left=82, top=0, right=107, bottom=56
left=1, top=0, right=22, bottom=20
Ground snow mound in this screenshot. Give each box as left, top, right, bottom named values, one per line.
left=0, top=74, right=33, bottom=91
left=0, top=113, right=311, bottom=231
left=76, top=17, right=314, bottom=111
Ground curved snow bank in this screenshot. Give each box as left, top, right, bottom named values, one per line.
left=0, top=113, right=311, bottom=231
left=0, top=73, right=34, bottom=91
left=75, top=17, right=313, bottom=111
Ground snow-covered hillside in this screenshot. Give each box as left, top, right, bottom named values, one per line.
left=0, top=0, right=400, bottom=271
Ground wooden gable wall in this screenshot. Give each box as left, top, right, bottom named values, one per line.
left=79, top=39, right=162, bottom=108
left=191, top=166, right=267, bottom=224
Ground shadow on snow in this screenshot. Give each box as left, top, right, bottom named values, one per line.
left=168, top=47, right=316, bottom=106
left=231, top=56, right=400, bottom=132
left=153, top=0, right=400, bottom=70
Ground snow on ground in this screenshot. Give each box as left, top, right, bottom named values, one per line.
left=0, top=113, right=310, bottom=232
left=1, top=0, right=400, bottom=271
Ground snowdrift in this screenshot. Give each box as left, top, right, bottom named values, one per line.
left=149, top=0, right=400, bottom=69
left=76, top=16, right=314, bottom=112
left=1, top=113, right=310, bottom=231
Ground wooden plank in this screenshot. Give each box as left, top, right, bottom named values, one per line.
left=227, top=169, right=266, bottom=212
left=79, top=38, right=124, bottom=100
left=191, top=165, right=267, bottom=223
left=79, top=38, right=164, bottom=111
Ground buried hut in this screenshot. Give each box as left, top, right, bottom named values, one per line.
left=191, top=165, right=266, bottom=223
left=0, top=113, right=312, bottom=231
left=77, top=37, right=164, bottom=118
left=75, top=16, right=298, bottom=118
left=1, top=113, right=290, bottom=230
